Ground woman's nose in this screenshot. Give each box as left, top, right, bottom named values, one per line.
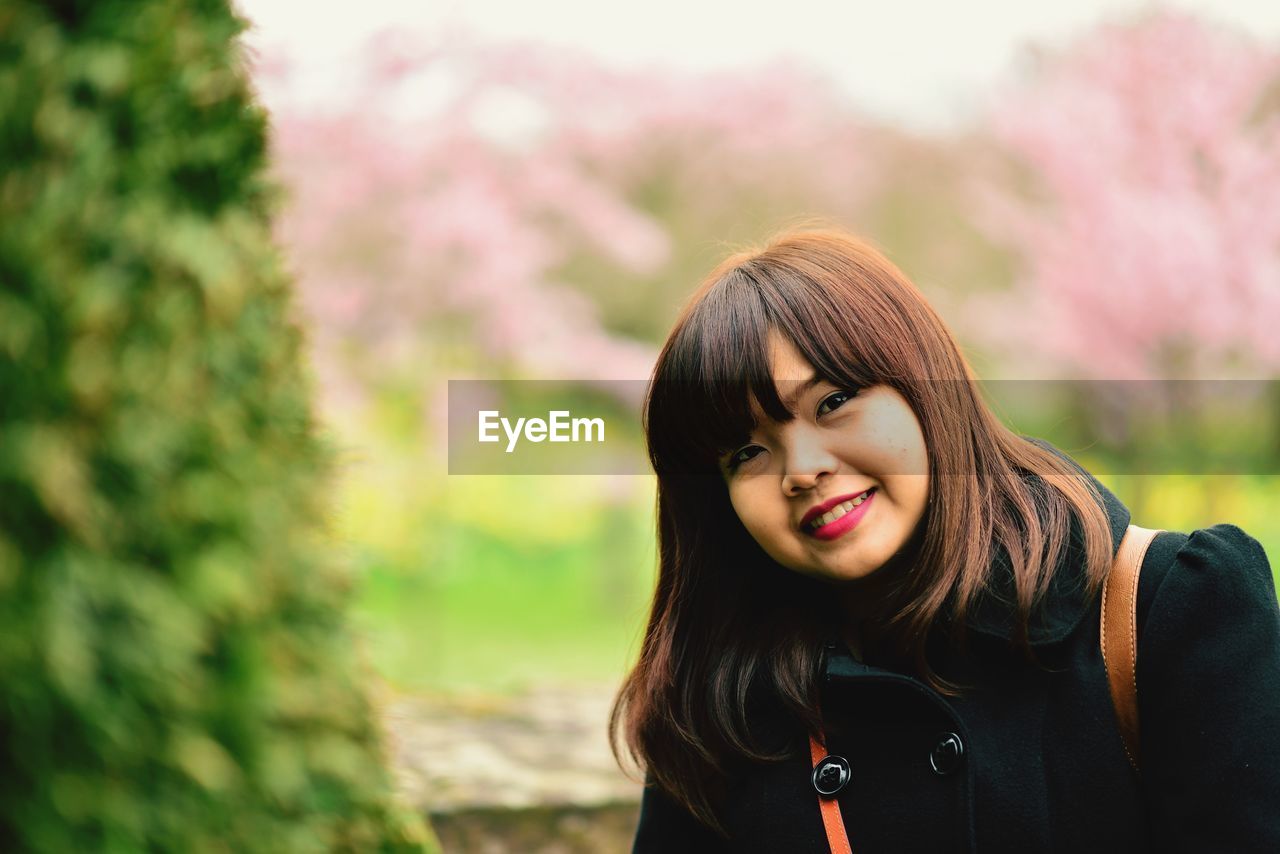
left=781, top=432, right=838, bottom=495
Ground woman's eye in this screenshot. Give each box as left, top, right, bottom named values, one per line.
left=727, top=445, right=764, bottom=470
left=817, top=389, right=857, bottom=416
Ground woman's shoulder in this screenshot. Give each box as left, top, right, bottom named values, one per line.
left=1130, top=523, right=1280, bottom=846
left=1137, top=523, right=1277, bottom=645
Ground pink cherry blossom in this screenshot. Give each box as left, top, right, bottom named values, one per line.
left=258, top=27, right=877, bottom=429
left=971, top=11, right=1280, bottom=380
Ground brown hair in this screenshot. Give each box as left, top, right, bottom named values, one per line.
left=608, top=227, right=1113, bottom=836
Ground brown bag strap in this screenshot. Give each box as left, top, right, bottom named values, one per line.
left=809, top=726, right=853, bottom=854
left=1100, top=523, right=1163, bottom=774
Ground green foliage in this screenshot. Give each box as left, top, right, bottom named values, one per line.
left=0, top=1, right=436, bottom=850
left=348, top=467, right=1280, bottom=696
left=346, top=472, right=657, bottom=693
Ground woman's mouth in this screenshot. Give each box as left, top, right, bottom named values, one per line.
left=803, top=488, right=876, bottom=541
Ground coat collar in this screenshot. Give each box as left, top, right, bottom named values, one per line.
left=823, top=439, right=1130, bottom=677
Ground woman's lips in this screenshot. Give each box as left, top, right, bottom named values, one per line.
left=803, top=488, right=875, bottom=541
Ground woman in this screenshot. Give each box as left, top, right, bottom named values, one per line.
left=608, top=228, right=1280, bottom=852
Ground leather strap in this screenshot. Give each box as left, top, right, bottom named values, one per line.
left=809, top=728, right=853, bottom=854
left=1100, top=523, right=1162, bottom=774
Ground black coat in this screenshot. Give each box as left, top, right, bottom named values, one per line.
left=631, top=466, right=1280, bottom=853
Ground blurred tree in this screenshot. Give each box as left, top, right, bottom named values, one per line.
left=966, top=10, right=1280, bottom=497
left=263, top=35, right=886, bottom=412
left=0, top=1, right=436, bottom=850
left=973, top=10, right=1280, bottom=380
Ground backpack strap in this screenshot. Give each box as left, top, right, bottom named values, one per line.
left=1100, top=523, right=1163, bottom=774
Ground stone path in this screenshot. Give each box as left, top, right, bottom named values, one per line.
left=383, top=683, right=645, bottom=853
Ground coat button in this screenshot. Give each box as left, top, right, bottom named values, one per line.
left=811, top=755, right=851, bottom=797
left=930, top=732, right=965, bottom=776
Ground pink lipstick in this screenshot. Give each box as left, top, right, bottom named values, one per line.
left=801, top=488, right=876, bottom=541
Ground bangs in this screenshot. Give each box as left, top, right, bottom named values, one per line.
left=646, top=270, right=786, bottom=475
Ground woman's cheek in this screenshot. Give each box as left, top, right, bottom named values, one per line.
left=734, top=497, right=783, bottom=560
left=728, top=485, right=761, bottom=538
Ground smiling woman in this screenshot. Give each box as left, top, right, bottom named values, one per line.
left=720, top=332, right=930, bottom=591
left=609, top=228, right=1280, bottom=852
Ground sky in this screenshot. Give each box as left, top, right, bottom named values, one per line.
left=234, top=0, right=1280, bottom=132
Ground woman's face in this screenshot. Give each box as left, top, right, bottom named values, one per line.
left=720, top=330, right=930, bottom=585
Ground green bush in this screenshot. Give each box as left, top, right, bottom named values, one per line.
left=0, top=1, right=436, bottom=850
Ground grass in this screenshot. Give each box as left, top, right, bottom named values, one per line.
left=342, top=465, right=1280, bottom=697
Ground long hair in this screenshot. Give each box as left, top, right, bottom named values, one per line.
left=609, top=228, right=1113, bottom=836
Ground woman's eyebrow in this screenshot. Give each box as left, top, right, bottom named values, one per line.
left=778, top=373, right=824, bottom=411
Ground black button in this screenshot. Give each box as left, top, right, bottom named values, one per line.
left=930, top=732, right=964, bottom=776
left=811, top=755, right=851, bottom=797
